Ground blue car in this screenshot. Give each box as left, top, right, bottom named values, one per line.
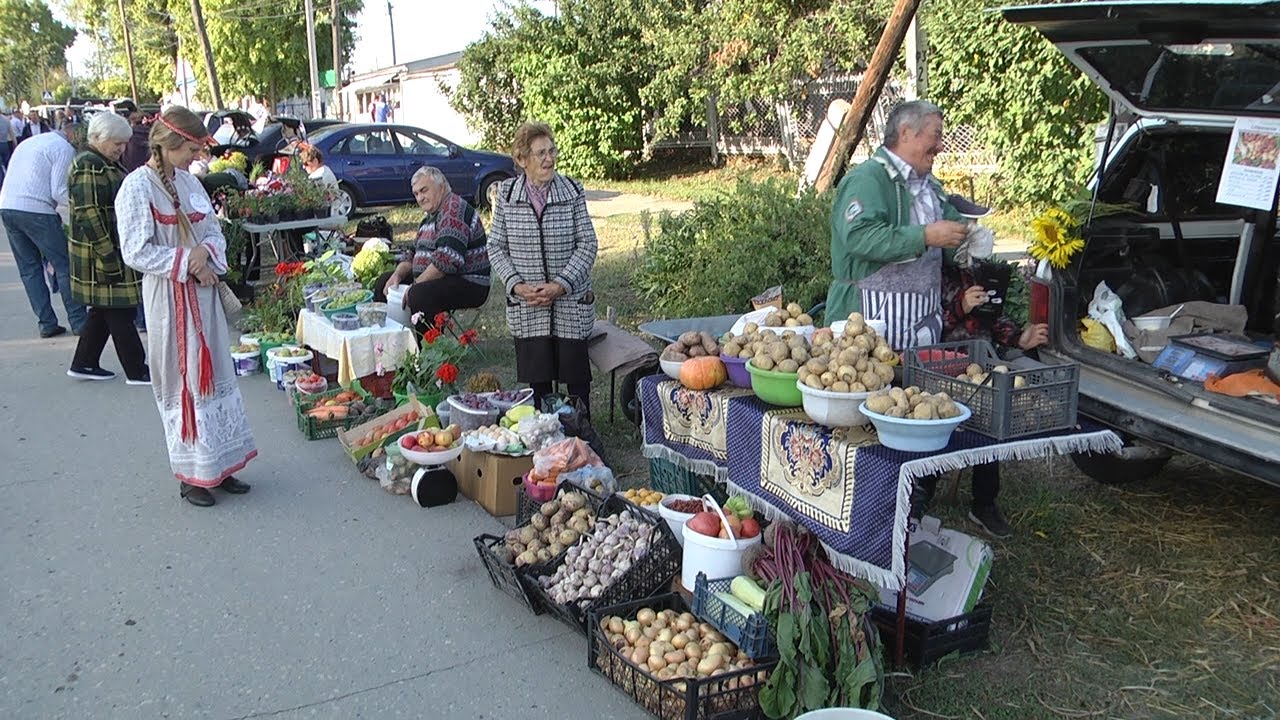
left=304, top=123, right=515, bottom=215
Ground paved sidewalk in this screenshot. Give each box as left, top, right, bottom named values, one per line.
left=0, top=225, right=647, bottom=719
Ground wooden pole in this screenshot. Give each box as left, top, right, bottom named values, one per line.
left=813, top=0, right=923, bottom=193
left=189, top=0, right=223, bottom=108
left=117, top=0, right=140, bottom=104
left=331, top=0, right=342, bottom=119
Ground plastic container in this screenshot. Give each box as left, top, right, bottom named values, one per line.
left=294, top=386, right=372, bottom=441
left=356, top=301, right=388, bottom=327
left=521, top=472, right=557, bottom=503
left=1132, top=315, right=1173, bottom=331
left=266, top=347, right=313, bottom=389
left=473, top=534, right=545, bottom=614
left=386, top=286, right=411, bottom=328
left=447, top=394, right=500, bottom=431
left=720, top=353, right=751, bottom=387
left=294, top=374, right=328, bottom=396
left=659, top=358, right=684, bottom=381
left=691, top=572, right=776, bottom=659
left=435, top=399, right=451, bottom=426
left=486, top=388, right=535, bottom=412
left=656, top=493, right=699, bottom=546
left=796, top=710, right=896, bottom=720
left=397, top=435, right=464, bottom=466
left=859, top=401, right=971, bottom=452
left=870, top=603, right=992, bottom=669
left=746, top=361, right=802, bottom=407
left=231, top=350, right=261, bottom=377
left=797, top=382, right=873, bottom=427
left=648, top=457, right=728, bottom=506
left=680, top=498, right=762, bottom=591
left=322, top=289, right=374, bottom=319
left=331, top=312, right=360, bottom=331
left=587, top=593, right=777, bottom=720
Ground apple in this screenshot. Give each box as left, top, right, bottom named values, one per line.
left=447, top=423, right=461, bottom=441
left=687, top=512, right=721, bottom=537
left=434, top=431, right=453, bottom=447
left=400, top=435, right=415, bottom=450
left=725, top=514, right=743, bottom=538
left=430, top=445, right=448, bottom=452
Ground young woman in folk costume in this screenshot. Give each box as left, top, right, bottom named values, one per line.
left=116, top=107, right=257, bottom=507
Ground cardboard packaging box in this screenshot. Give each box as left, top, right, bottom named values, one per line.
left=878, top=516, right=992, bottom=623
left=449, top=449, right=532, bottom=517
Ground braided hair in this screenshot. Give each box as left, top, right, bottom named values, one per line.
left=147, top=107, right=208, bottom=211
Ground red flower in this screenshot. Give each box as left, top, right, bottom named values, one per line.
left=459, top=329, right=478, bottom=346
left=423, top=327, right=442, bottom=345
left=435, top=362, right=459, bottom=384
left=433, top=311, right=451, bottom=329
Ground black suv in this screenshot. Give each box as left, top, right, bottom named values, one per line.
left=1003, top=1, right=1280, bottom=486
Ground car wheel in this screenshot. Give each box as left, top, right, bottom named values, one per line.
left=1070, top=444, right=1171, bottom=485
left=332, top=183, right=357, bottom=217
left=478, top=174, right=506, bottom=210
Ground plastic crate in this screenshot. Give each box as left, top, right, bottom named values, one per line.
left=904, top=340, right=1079, bottom=440
left=293, top=386, right=377, bottom=440
left=587, top=593, right=778, bottom=720
left=691, top=574, right=776, bottom=660
left=870, top=603, right=992, bottom=669
left=516, top=481, right=608, bottom=528
left=473, top=533, right=544, bottom=615
left=514, top=482, right=610, bottom=578
left=523, top=496, right=682, bottom=634
left=649, top=457, right=728, bottom=506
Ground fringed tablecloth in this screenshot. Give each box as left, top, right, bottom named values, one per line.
left=640, top=375, right=753, bottom=483
left=724, top=395, right=1121, bottom=591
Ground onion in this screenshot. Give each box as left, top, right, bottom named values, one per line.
left=624, top=627, right=642, bottom=644
left=643, top=626, right=659, bottom=640
left=647, top=654, right=667, bottom=672
left=636, top=608, right=656, bottom=625
left=670, top=633, right=688, bottom=650
left=664, top=650, right=685, bottom=665
left=632, top=646, right=649, bottom=665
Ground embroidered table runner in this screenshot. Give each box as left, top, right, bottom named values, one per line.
left=640, top=375, right=753, bottom=482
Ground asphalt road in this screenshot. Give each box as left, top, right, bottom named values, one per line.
left=0, top=224, right=649, bottom=718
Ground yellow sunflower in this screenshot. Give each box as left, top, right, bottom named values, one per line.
left=1029, top=207, right=1086, bottom=269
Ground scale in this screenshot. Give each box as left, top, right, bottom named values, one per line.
left=905, top=540, right=958, bottom=596
left=1153, top=334, right=1270, bottom=382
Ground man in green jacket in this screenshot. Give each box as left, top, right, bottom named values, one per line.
left=826, top=100, right=969, bottom=351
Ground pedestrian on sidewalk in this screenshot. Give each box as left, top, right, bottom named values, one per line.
left=66, top=111, right=149, bottom=384
left=116, top=106, right=257, bottom=507
left=0, top=118, right=87, bottom=338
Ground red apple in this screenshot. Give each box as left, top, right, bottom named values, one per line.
left=687, top=512, right=721, bottom=537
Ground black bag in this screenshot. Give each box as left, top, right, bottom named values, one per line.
left=355, top=215, right=393, bottom=240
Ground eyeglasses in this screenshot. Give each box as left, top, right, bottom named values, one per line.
left=531, top=147, right=558, bottom=161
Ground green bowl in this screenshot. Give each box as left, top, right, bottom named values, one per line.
left=745, top=361, right=802, bottom=407
left=322, top=290, right=374, bottom=319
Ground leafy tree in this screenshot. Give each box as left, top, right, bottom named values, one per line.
left=0, top=0, right=77, bottom=105
left=925, top=0, right=1108, bottom=205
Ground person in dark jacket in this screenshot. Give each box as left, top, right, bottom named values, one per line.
left=120, top=112, right=152, bottom=172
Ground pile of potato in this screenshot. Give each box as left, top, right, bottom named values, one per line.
left=723, top=326, right=810, bottom=373
left=599, top=607, right=761, bottom=683
left=762, top=302, right=814, bottom=328
left=498, top=490, right=595, bottom=567
left=864, top=386, right=964, bottom=420
left=790, top=313, right=897, bottom=393
left=956, top=362, right=1028, bottom=389
left=661, top=331, right=720, bottom=362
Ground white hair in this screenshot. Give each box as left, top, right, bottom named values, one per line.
left=883, top=100, right=943, bottom=149
left=411, top=165, right=450, bottom=193
left=87, top=111, right=132, bottom=144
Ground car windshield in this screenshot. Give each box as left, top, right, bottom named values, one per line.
left=308, top=126, right=344, bottom=144
left=1077, top=41, right=1280, bottom=116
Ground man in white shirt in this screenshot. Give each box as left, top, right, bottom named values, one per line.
left=0, top=110, right=15, bottom=168
left=0, top=120, right=86, bottom=337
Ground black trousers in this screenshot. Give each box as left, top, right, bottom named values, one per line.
left=72, top=306, right=147, bottom=378
left=372, top=272, right=489, bottom=328
left=918, top=462, right=1000, bottom=508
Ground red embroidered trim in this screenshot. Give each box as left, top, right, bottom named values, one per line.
left=151, top=205, right=179, bottom=225
left=171, top=246, right=185, bottom=281
left=189, top=211, right=207, bottom=223
left=174, top=449, right=258, bottom=488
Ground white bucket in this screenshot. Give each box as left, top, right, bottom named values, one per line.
left=386, top=285, right=411, bottom=328
left=796, top=710, right=895, bottom=720
left=266, top=347, right=313, bottom=389
left=679, top=496, right=762, bottom=591
left=231, top=350, right=261, bottom=377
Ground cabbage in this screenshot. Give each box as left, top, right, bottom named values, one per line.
left=352, top=245, right=394, bottom=286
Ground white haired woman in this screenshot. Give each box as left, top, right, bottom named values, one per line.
left=67, top=111, right=149, bottom=383
left=372, top=166, right=490, bottom=328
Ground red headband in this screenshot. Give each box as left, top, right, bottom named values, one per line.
left=160, top=115, right=215, bottom=146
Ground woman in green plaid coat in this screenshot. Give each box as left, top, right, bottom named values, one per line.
left=67, top=112, right=148, bottom=383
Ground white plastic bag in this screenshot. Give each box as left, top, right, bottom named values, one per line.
left=1087, top=281, right=1137, bottom=359
left=956, top=225, right=994, bottom=266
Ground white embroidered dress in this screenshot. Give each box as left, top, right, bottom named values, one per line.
left=116, top=166, right=257, bottom=486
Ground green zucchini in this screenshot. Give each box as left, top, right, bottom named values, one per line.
left=730, top=576, right=766, bottom=612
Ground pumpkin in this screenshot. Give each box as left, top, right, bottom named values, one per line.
left=679, top=356, right=728, bottom=390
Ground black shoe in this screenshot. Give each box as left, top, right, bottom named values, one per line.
left=969, top=504, right=1012, bottom=538
left=218, top=475, right=251, bottom=494
left=126, top=368, right=151, bottom=386
left=909, top=482, right=935, bottom=521
left=41, top=325, right=67, bottom=338
left=67, top=366, right=116, bottom=381
left=180, top=483, right=215, bottom=507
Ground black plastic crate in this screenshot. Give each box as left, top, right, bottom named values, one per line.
left=523, top=495, right=682, bottom=634
left=516, top=480, right=607, bottom=528
left=473, top=534, right=543, bottom=615
left=870, top=603, right=992, bottom=669
left=587, top=593, right=777, bottom=720
left=516, top=482, right=610, bottom=578
left=904, top=339, right=1079, bottom=440
left=649, top=457, right=728, bottom=505
left=691, top=574, right=776, bottom=660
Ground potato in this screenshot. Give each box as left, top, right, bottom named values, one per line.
left=936, top=400, right=961, bottom=418
left=1014, top=376, right=1028, bottom=389
left=662, top=347, right=688, bottom=361
left=687, top=345, right=706, bottom=358
left=784, top=318, right=799, bottom=327
left=805, top=359, right=827, bottom=375
left=865, top=394, right=895, bottom=414
left=796, top=313, right=813, bottom=325
left=804, top=374, right=824, bottom=389
left=787, top=302, right=803, bottom=316
left=724, top=342, right=741, bottom=357
left=846, top=318, right=866, bottom=336
left=849, top=381, right=867, bottom=392
left=776, top=359, right=799, bottom=373
left=753, top=355, right=776, bottom=371
left=679, top=331, right=701, bottom=347
left=885, top=405, right=908, bottom=418
left=913, top=403, right=939, bottom=420
left=965, top=363, right=983, bottom=377
left=790, top=346, right=810, bottom=363
left=832, top=380, right=851, bottom=392
left=769, top=344, right=790, bottom=363
left=738, top=348, right=754, bottom=360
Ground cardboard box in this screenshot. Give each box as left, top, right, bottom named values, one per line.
left=337, top=397, right=435, bottom=462
left=878, top=516, right=992, bottom=623
left=450, top=449, right=533, bottom=517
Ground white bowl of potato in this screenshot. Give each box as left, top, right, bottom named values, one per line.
left=797, top=382, right=874, bottom=427
left=860, top=387, right=970, bottom=452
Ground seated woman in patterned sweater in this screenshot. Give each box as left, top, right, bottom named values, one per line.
left=373, top=166, right=490, bottom=328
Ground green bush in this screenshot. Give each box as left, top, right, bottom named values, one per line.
left=636, top=178, right=833, bottom=318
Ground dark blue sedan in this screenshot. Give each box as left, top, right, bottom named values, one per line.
left=304, top=123, right=515, bottom=214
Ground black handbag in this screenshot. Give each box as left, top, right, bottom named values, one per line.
left=354, top=215, right=393, bottom=240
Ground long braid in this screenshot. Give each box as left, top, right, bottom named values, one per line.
left=150, top=143, right=183, bottom=211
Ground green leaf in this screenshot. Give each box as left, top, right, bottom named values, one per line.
left=759, top=664, right=796, bottom=719
left=845, top=655, right=881, bottom=709
left=777, top=613, right=800, bottom=665
left=798, top=661, right=830, bottom=711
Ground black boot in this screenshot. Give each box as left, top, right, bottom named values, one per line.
left=219, top=475, right=251, bottom=494
left=180, top=483, right=215, bottom=507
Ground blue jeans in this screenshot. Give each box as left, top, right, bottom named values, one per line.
left=0, top=209, right=87, bottom=334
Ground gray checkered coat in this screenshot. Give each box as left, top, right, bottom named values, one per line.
left=487, top=174, right=598, bottom=340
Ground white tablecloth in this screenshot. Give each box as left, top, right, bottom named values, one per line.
left=295, top=310, right=417, bottom=387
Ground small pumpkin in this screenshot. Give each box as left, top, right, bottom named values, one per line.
left=679, top=356, right=728, bottom=390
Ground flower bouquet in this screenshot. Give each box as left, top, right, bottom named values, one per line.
left=389, top=312, right=479, bottom=406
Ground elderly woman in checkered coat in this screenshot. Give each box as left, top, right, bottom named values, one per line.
left=487, top=121, right=599, bottom=417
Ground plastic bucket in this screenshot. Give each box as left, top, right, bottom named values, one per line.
left=231, top=350, right=261, bottom=377
left=656, top=494, right=699, bottom=547
left=266, top=347, right=314, bottom=390
left=680, top=496, right=762, bottom=591
left=386, top=286, right=411, bottom=328
left=796, top=710, right=895, bottom=720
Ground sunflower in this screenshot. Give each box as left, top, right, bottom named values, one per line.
left=1029, top=207, right=1086, bottom=269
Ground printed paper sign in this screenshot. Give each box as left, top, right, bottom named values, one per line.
left=1216, top=118, right=1280, bottom=211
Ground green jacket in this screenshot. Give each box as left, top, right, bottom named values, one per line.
left=68, top=149, right=140, bottom=308
left=825, top=147, right=961, bottom=322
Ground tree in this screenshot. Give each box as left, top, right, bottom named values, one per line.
left=0, top=0, right=77, bottom=106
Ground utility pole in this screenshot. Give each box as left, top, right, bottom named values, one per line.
left=189, top=0, right=223, bottom=108
left=331, top=0, right=342, bottom=119
left=814, top=0, right=923, bottom=193
left=387, top=0, right=397, bottom=65
left=117, top=0, right=140, bottom=103
left=304, top=0, right=322, bottom=118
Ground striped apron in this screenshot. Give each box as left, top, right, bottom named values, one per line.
left=858, top=246, right=943, bottom=351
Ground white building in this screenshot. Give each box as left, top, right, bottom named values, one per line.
left=339, top=52, right=477, bottom=146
